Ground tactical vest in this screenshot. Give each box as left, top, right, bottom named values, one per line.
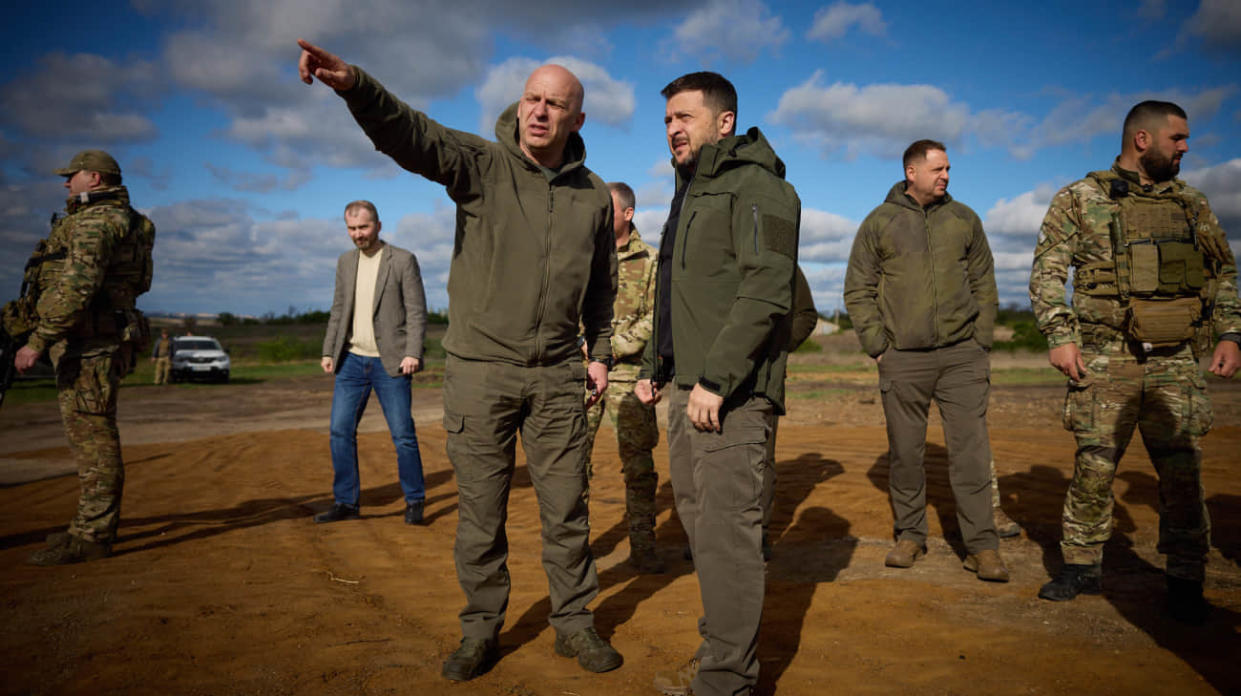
left=1074, top=170, right=1214, bottom=347
left=43, top=191, right=155, bottom=344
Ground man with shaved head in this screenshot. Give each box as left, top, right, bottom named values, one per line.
left=298, top=41, right=620, bottom=679
left=1030, top=100, right=1241, bottom=623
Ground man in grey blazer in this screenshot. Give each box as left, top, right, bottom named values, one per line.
left=318, top=200, right=429, bottom=525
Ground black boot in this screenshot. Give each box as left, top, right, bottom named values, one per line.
left=1166, top=576, right=1209, bottom=625
left=1038, top=564, right=1101, bottom=601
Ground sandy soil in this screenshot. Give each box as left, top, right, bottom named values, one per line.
left=2, top=357, right=1239, bottom=695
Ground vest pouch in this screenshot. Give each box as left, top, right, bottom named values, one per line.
left=1157, top=239, right=1205, bottom=291
left=1128, top=241, right=1159, bottom=295
left=1125, top=296, right=1200, bottom=347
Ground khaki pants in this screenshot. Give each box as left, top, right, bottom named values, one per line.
left=668, top=386, right=771, bottom=696
left=153, top=356, right=170, bottom=384
left=441, top=355, right=599, bottom=640
left=878, top=339, right=997, bottom=553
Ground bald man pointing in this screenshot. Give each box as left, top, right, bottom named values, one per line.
left=299, top=40, right=620, bottom=681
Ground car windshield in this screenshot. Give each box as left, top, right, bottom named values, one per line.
left=176, top=339, right=221, bottom=351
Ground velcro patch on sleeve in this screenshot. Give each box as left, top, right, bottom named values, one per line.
left=762, top=214, right=797, bottom=259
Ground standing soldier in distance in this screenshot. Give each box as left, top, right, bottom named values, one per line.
left=151, top=327, right=172, bottom=385
left=843, top=139, right=1009, bottom=583
left=297, top=40, right=621, bottom=680
left=582, top=181, right=664, bottom=574
left=7, top=150, right=155, bottom=565
left=1030, top=100, right=1240, bottom=623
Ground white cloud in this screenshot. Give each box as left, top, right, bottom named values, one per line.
left=671, top=0, right=790, bottom=63
left=0, top=52, right=161, bottom=144
left=475, top=56, right=635, bottom=135
left=798, top=207, right=859, bottom=263
left=1183, top=157, right=1241, bottom=236
left=771, top=75, right=1237, bottom=161
left=769, top=71, right=970, bottom=159
left=807, top=2, right=887, bottom=42
left=1180, top=0, right=1241, bottom=53
left=982, top=185, right=1058, bottom=241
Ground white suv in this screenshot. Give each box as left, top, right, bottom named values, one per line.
left=170, top=336, right=231, bottom=383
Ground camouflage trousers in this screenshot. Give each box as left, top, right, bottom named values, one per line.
left=55, top=344, right=127, bottom=544
left=584, top=377, right=660, bottom=554
left=1060, top=339, right=1213, bottom=581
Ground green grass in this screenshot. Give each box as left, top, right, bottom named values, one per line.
left=990, top=367, right=1065, bottom=386
left=788, top=388, right=853, bottom=400
left=787, top=361, right=873, bottom=375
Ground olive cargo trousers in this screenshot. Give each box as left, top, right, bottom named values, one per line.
left=878, top=339, right=998, bottom=553
left=441, top=355, right=600, bottom=640
left=668, top=386, right=772, bottom=696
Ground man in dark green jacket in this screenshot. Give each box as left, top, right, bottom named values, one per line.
left=298, top=40, right=620, bottom=681
left=843, top=139, right=1008, bottom=582
left=638, top=71, right=799, bottom=696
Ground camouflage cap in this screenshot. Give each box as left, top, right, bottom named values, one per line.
left=54, top=150, right=122, bottom=177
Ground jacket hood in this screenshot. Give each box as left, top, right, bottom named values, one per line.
left=883, top=180, right=954, bottom=212
left=495, top=102, right=588, bottom=174
left=675, top=126, right=785, bottom=186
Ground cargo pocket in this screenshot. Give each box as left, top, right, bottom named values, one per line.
left=702, top=423, right=769, bottom=511
left=70, top=356, right=115, bottom=416
left=1184, top=372, right=1213, bottom=437
left=443, top=411, right=464, bottom=434
left=1062, top=382, right=1093, bottom=433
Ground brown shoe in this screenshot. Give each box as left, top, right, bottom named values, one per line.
left=964, top=549, right=1010, bottom=583
left=884, top=539, right=926, bottom=568
left=993, top=506, right=1022, bottom=538
left=627, top=549, right=666, bottom=574
left=653, top=657, right=699, bottom=696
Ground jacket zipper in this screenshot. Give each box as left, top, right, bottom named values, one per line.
left=533, top=182, right=553, bottom=361
left=752, top=203, right=760, bottom=254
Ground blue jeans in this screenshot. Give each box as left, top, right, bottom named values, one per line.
left=329, top=352, right=425, bottom=506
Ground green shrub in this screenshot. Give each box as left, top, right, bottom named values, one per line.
left=255, top=335, right=321, bottom=362
left=793, top=338, right=822, bottom=354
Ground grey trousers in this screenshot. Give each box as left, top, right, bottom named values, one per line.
left=442, top=355, right=599, bottom=640
left=878, top=339, right=997, bottom=553
left=668, top=386, right=772, bottom=696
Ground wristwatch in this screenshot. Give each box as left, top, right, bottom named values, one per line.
left=589, top=355, right=614, bottom=369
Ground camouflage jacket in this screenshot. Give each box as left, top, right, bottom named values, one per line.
left=1029, top=164, right=1241, bottom=348
left=609, top=226, right=656, bottom=380
left=25, top=186, right=154, bottom=355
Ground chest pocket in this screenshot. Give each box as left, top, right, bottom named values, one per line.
left=681, top=192, right=733, bottom=279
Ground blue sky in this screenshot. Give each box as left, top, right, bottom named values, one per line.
left=2, top=0, right=1239, bottom=317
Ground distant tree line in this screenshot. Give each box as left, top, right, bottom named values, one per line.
left=216, top=307, right=449, bottom=327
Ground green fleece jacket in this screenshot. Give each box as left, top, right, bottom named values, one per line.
left=340, top=67, right=616, bottom=366
left=641, top=127, right=800, bottom=414
left=843, top=182, right=997, bottom=357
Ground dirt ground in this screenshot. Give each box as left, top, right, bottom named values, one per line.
left=2, top=353, right=1240, bottom=695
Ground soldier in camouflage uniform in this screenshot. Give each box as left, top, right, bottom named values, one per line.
left=583, top=182, right=663, bottom=573
left=1030, top=101, right=1241, bottom=623
left=9, top=150, right=155, bottom=566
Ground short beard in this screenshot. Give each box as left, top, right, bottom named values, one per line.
left=1140, top=148, right=1179, bottom=183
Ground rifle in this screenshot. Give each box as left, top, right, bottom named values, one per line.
left=1, top=234, right=53, bottom=409
left=0, top=325, right=22, bottom=408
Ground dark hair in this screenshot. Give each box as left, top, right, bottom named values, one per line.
left=661, top=72, right=738, bottom=136
left=607, top=181, right=635, bottom=211
left=902, top=139, right=947, bottom=170
left=343, top=200, right=380, bottom=223
left=1123, top=100, right=1187, bottom=140
left=100, top=172, right=122, bottom=187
